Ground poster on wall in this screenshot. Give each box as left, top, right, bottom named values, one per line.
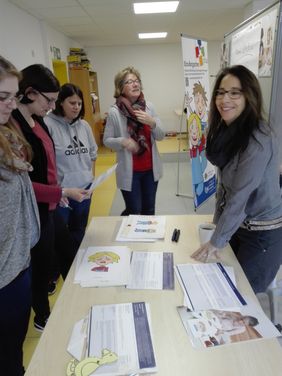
left=181, top=34, right=216, bottom=209
left=258, top=8, right=277, bottom=77
left=230, top=21, right=261, bottom=75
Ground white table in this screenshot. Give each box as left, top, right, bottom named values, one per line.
left=25, top=215, right=282, bottom=376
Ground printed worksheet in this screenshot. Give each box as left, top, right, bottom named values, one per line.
left=127, top=251, right=174, bottom=290
left=175, top=263, right=247, bottom=311
left=116, top=215, right=166, bottom=241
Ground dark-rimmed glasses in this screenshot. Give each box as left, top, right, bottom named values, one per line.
left=215, top=89, right=243, bottom=100
left=38, top=91, right=57, bottom=105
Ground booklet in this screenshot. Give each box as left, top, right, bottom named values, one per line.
left=74, top=246, right=131, bottom=287
left=67, top=302, right=157, bottom=375
left=75, top=247, right=174, bottom=290
left=116, top=215, right=166, bottom=242
left=175, top=262, right=247, bottom=311
left=127, top=251, right=174, bottom=290
left=177, top=299, right=280, bottom=349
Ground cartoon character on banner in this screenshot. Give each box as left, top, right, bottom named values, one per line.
left=186, top=81, right=208, bottom=136
left=188, top=113, right=207, bottom=198
left=88, top=251, right=120, bottom=272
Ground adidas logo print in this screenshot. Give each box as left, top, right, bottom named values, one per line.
left=65, top=136, right=88, bottom=155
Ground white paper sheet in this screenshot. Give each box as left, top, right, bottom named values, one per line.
left=175, top=263, right=247, bottom=311
left=87, top=163, right=117, bottom=192
left=127, top=251, right=174, bottom=290
left=116, top=215, right=166, bottom=242
left=86, top=302, right=157, bottom=375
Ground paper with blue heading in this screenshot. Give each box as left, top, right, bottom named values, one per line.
left=175, top=262, right=247, bottom=311
left=127, top=251, right=174, bottom=290
left=67, top=302, right=157, bottom=375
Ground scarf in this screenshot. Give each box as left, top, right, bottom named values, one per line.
left=116, top=93, right=149, bottom=155
left=206, top=120, right=241, bottom=170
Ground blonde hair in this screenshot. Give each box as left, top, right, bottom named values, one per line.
left=188, top=113, right=202, bottom=138
left=88, top=251, right=120, bottom=263
left=0, top=56, right=32, bottom=174
left=113, top=66, right=143, bottom=98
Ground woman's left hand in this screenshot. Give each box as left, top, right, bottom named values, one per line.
left=191, top=241, right=221, bottom=262
left=134, top=109, right=156, bottom=128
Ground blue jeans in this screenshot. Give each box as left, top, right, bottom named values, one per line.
left=121, top=170, right=158, bottom=215
left=230, top=226, right=282, bottom=293
left=57, top=197, right=91, bottom=249
left=0, top=267, right=31, bottom=375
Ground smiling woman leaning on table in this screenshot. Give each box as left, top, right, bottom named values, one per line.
left=192, top=65, right=282, bottom=294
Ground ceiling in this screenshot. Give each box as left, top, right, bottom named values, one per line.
left=9, top=0, right=251, bottom=46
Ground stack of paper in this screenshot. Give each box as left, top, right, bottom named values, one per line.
left=74, top=247, right=174, bottom=290
left=116, top=215, right=166, bottom=242
left=175, top=262, right=281, bottom=348
left=67, top=302, right=157, bottom=375
left=74, top=246, right=131, bottom=287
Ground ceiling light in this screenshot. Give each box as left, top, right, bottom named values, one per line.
left=134, top=2, right=179, bottom=14
left=138, top=32, right=168, bottom=39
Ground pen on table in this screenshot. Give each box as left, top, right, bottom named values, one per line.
left=171, top=228, right=177, bottom=242
left=175, top=229, right=180, bottom=243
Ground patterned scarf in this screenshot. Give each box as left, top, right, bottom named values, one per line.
left=116, top=92, right=149, bottom=155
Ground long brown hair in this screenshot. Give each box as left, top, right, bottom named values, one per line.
left=0, top=56, right=32, bottom=173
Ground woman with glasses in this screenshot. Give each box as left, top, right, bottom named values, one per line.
left=103, top=66, right=164, bottom=215
left=11, top=64, right=88, bottom=332
left=192, top=65, right=282, bottom=293
left=0, top=56, right=40, bottom=375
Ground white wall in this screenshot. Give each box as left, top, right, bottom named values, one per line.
left=86, top=41, right=221, bottom=133
left=0, top=0, right=80, bottom=71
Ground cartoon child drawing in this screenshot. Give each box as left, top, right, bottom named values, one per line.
left=88, top=251, right=120, bottom=272
left=188, top=113, right=207, bottom=197
left=187, top=81, right=208, bottom=134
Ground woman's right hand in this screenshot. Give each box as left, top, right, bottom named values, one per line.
left=122, top=138, right=140, bottom=153
left=63, top=188, right=89, bottom=202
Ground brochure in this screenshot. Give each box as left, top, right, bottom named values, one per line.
left=127, top=251, right=174, bottom=290
left=116, top=215, right=166, bottom=242
left=75, top=247, right=174, bottom=290
left=177, top=299, right=280, bottom=349
left=67, top=302, right=157, bottom=375
left=175, top=262, right=247, bottom=311
left=74, top=246, right=131, bottom=287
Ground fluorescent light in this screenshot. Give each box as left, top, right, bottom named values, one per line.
left=134, top=1, right=179, bottom=14
left=138, top=32, right=168, bottom=39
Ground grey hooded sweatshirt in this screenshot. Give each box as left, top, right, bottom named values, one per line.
left=45, top=113, right=98, bottom=188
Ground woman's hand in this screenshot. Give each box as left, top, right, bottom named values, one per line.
left=134, top=109, right=156, bottom=128
left=63, top=188, right=89, bottom=202
left=122, top=138, right=140, bottom=153
left=191, top=241, right=221, bottom=263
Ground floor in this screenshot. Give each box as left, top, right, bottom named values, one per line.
left=23, top=135, right=282, bottom=369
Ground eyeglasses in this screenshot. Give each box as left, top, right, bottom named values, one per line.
left=38, top=91, right=57, bottom=105
left=124, top=79, right=141, bottom=85
left=215, top=89, right=243, bottom=100
left=0, top=92, right=24, bottom=104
